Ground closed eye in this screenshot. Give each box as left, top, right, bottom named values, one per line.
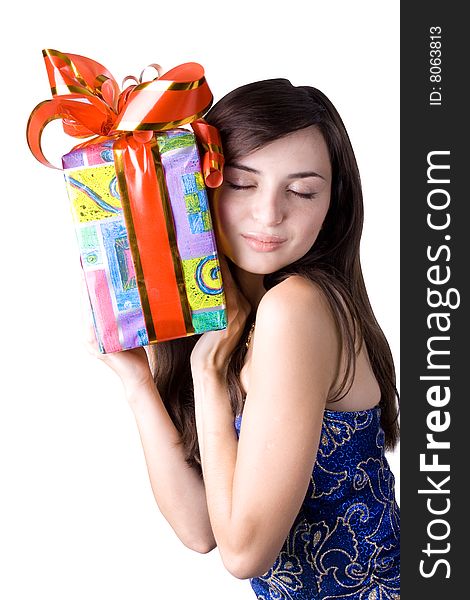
left=288, top=190, right=318, bottom=199
left=226, top=182, right=256, bottom=191
left=226, top=182, right=317, bottom=199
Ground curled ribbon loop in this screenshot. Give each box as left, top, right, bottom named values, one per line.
left=26, top=49, right=224, bottom=186
left=121, top=75, right=140, bottom=89
left=139, top=63, right=163, bottom=83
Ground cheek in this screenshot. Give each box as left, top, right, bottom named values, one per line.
left=212, top=195, right=239, bottom=235
left=295, top=211, right=325, bottom=248
left=211, top=196, right=240, bottom=255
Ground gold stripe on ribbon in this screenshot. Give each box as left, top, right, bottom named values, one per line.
left=166, top=76, right=206, bottom=91
left=44, top=49, right=92, bottom=92
left=51, top=84, right=96, bottom=97
left=150, top=141, right=194, bottom=335
left=113, top=143, right=157, bottom=343
left=94, top=74, right=109, bottom=87
left=206, top=142, right=223, bottom=154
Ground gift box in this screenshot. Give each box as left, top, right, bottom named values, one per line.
left=62, top=131, right=226, bottom=352
left=27, top=49, right=226, bottom=353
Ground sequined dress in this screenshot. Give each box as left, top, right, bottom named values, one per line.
left=234, top=406, right=400, bottom=600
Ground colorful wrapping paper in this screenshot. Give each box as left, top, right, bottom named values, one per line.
left=62, top=130, right=226, bottom=353
left=27, top=50, right=227, bottom=354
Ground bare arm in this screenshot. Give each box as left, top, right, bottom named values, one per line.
left=82, top=303, right=216, bottom=553
left=190, top=275, right=339, bottom=578
left=128, top=375, right=216, bottom=553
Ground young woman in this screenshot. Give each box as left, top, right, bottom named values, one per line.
left=85, top=79, right=400, bottom=599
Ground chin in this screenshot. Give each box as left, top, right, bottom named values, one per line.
left=229, top=254, right=292, bottom=276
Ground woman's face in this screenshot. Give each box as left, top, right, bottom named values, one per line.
left=211, top=126, right=332, bottom=276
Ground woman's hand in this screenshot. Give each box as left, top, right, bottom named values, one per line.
left=190, top=255, right=251, bottom=377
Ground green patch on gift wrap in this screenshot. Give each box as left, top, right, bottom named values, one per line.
left=192, top=310, right=228, bottom=333
left=185, top=193, right=202, bottom=213
left=201, top=212, right=212, bottom=231
left=79, top=225, right=99, bottom=249
left=156, top=132, right=195, bottom=154
left=77, top=224, right=104, bottom=268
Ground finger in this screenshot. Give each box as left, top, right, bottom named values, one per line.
left=83, top=322, right=101, bottom=357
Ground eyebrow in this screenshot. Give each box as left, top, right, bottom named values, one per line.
left=225, top=162, right=326, bottom=181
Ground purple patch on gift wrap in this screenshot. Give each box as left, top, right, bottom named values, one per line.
left=62, top=140, right=115, bottom=169
left=62, top=150, right=85, bottom=169
left=159, top=142, right=216, bottom=260
left=117, top=308, right=149, bottom=349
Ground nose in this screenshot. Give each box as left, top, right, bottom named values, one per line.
left=251, top=188, right=284, bottom=226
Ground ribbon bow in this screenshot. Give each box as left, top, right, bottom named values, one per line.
left=26, top=49, right=224, bottom=187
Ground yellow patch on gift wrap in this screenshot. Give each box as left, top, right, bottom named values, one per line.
left=181, top=256, right=225, bottom=311
left=64, top=164, right=122, bottom=223
left=194, top=171, right=204, bottom=190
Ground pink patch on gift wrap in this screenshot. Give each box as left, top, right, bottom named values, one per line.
left=87, top=269, right=122, bottom=353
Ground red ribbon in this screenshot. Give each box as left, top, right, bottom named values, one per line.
left=26, top=49, right=224, bottom=186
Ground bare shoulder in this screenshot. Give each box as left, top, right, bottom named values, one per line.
left=251, top=276, right=340, bottom=378
left=256, top=275, right=336, bottom=332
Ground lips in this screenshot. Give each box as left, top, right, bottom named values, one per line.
left=242, top=232, right=286, bottom=243
left=241, top=232, right=287, bottom=252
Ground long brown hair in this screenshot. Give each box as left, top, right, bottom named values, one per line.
left=149, top=79, right=400, bottom=475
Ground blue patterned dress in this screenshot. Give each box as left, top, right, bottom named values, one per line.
left=234, top=406, right=400, bottom=600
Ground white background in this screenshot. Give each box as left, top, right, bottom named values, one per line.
left=0, top=1, right=399, bottom=598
